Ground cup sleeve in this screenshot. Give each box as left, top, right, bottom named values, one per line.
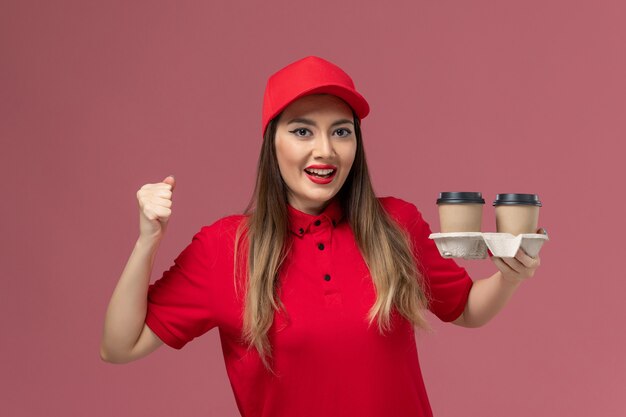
left=404, top=202, right=474, bottom=322
left=145, top=224, right=220, bottom=349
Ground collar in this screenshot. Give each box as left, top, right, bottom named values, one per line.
left=287, top=198, right=344, bottom=236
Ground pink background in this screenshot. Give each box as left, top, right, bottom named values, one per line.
left=2, top=1, right=625, bottom=416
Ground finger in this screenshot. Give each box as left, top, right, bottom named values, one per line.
left=154, top=189, right=173, bottom=199
left=492, top=257, right=523, bottom=281
left=162, top=175, right=176, bottom=192
left=152, top=197, right=173, bottom=208
left=491, top=256, right=518, bottom=274
left=515, top=248, right=534, bottom=266
left=155, top=183, right=173, bottom=192
left=152, top=205, right=172, bottom=220
left=492, top=257, right=526, bottom=282
left=500, top=255, right=525, bottom=273
left=516, top=248, right=541, bottom=268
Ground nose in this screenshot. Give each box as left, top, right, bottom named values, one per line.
left=312, top=133, right=334, bottom=159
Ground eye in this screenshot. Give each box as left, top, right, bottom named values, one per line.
left=289, top=128, right=311, bottom=137
left=334, top=128, right=352, bottom=138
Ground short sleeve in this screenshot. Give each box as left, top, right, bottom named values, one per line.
left=383, top=197, right=474, bottom=322
left=145, top=223, right=221, bottom=349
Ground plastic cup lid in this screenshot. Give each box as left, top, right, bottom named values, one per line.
left=493, top=193, right=542, bottom=207
left=436, top=192, right=485, bottom=205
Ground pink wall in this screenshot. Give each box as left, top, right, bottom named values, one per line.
left=2, top=1, right=625, bottom=416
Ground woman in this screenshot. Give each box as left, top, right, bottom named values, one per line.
left=100, top=56, right=543, bottom=417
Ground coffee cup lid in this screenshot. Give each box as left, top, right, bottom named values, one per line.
left=436, top=192, right=485, bottom=205
left=493, top=193, right=542, bottom=207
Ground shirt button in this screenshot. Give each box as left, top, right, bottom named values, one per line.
left=324, top=274, right=331, bottom=281
left=299, top=228, right=304, bottom=234
left=314, top=220, right=321, bottom=226
left=318, top=243, right=325, bottom=250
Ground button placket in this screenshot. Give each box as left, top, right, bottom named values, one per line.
left=314, top=220, right=336, bottom=292
left=312, top=219, right=329, bottom=256
left=322, top=223, right=340, bottom=306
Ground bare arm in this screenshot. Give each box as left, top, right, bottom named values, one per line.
left=100, top=236, right=164, bottom=363
left=451, top=270, right=522, bottom=328
left=452, top=247, right=542, bottom=328
left=100, top=175, right=176, bottom=363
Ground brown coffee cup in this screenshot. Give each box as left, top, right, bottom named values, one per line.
left=493, top=194, right=542, bottom=235
left=436, top=192, right=485, bottom=232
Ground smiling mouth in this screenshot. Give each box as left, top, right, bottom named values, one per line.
left=304, top=168, right=336, bottom=178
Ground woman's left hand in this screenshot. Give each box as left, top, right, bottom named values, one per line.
left=490, top=227, right=547, bottom=284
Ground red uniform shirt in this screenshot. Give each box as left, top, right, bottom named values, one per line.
left=145, top=196, right=473, bottom=417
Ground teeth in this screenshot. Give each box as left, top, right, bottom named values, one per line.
left=305, top=168, right=334, bottom=175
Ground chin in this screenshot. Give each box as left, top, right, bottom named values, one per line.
left=300, top=191, right=335, bottom=206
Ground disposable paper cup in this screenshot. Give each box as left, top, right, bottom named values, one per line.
left=436, top=192, right=485, bottom=233
left=493, top=193, right=542, bottom=235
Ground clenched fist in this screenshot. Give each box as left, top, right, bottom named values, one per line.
left=136, top=175, right=176, bottom=240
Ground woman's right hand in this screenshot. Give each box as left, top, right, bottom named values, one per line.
left=137, top=175, right=176, bottom=240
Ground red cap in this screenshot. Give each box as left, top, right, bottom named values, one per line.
left=261, top=56, right=370, bottom=137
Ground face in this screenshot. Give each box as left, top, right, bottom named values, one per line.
left=274, top=94, right=357, bottom=215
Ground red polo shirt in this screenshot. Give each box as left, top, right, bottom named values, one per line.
left=145, top=196, right=473, bottom=417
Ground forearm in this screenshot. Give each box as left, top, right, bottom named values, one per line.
left=101, top=236, right=161, bottom=359
left=459, top=270, right=522, bottom=328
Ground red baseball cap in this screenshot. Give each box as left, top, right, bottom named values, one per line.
left=261, top=56, right=370, bottom=137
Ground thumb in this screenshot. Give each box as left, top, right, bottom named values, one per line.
left=162, top=174, right=176, bottom=191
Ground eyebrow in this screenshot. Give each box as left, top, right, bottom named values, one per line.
left=287, top=117, right=354, bottom=127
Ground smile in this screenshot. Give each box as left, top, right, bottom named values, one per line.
left=304, top=168, right=337, bottom=184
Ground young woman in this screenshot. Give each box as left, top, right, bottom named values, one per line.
left=100, top=56, right=544, bottom=417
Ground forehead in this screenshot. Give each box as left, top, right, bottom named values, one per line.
left=280, top=94, right=354, bottom=120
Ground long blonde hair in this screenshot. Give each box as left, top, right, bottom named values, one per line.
left=233, top=112, right=432, bottom=373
